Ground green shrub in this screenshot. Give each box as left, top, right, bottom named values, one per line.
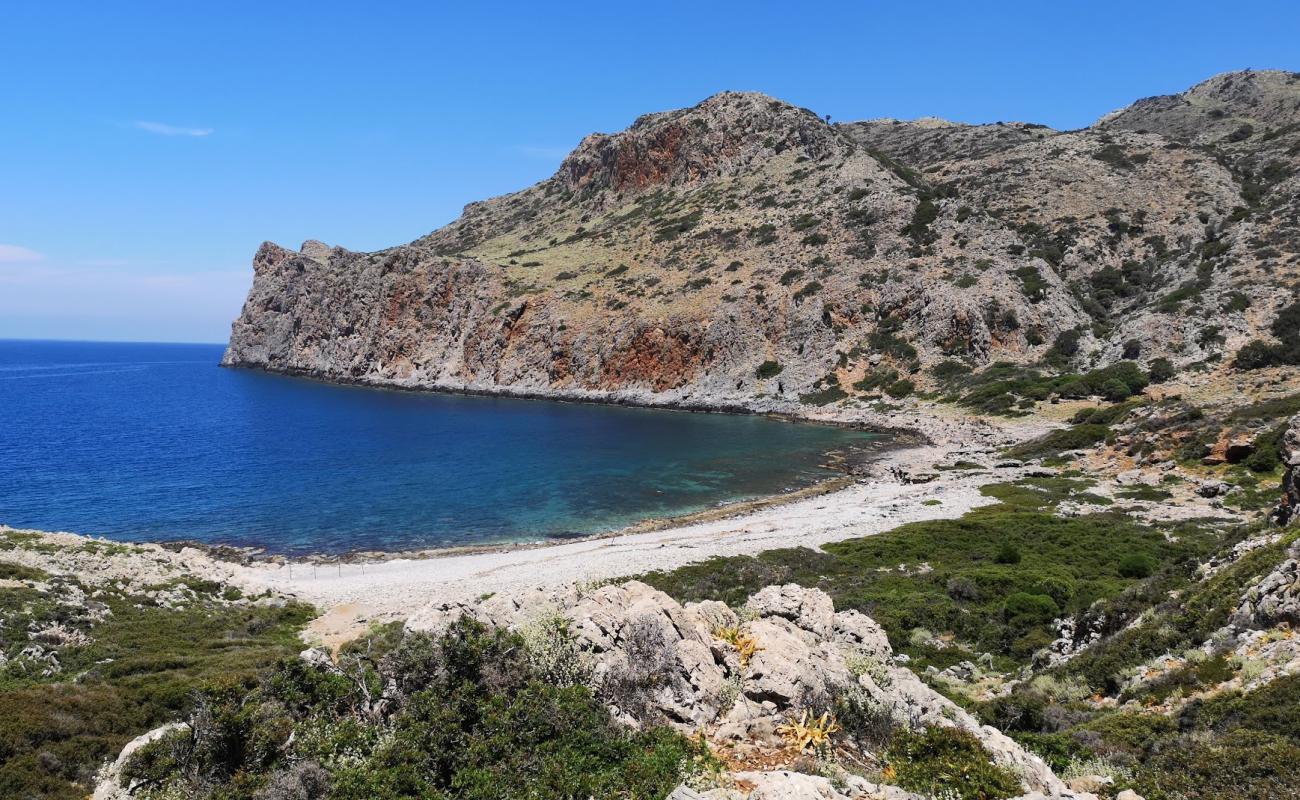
left=1006, top=425, right=1110, bottom=459
left=1243, top=423, right=1286, bottom=472
left=901, top=197, right=940, bottom=245
left=123, top=619, right=709, bottom=800
left=1148, top=357, right=1175, bottom=383
left=0, top=584, right=312, bottom=799
left=1118, top=554, right=1155, bottom=578
left=1233, top=299, right=1300, bottom=369
left=642, top=487, right=1203, bottom=670
left=1004, top=592, right=1060, bottom=625
left=793, top=281, right=823, bottom=302
left=779, top=268, right=805, bottom=286
left=884, top=379, right=915, bottom=398
left=1131, top=730, right=1300, bottom=800
left=995, top=542, right=1023, bottom=565
left=756, top=360, right=784, bottom=379
left=799, top=384, right=848, bottom=405
left=886, top=727, right=1021, bottom=800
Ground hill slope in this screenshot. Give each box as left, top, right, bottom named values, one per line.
left=224, top=71, right=1300, bottom=412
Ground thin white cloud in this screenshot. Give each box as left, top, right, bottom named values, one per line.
left=0, top=244, right=45, bottom=263
left=0, top=262, right=249, bottom=342
left=513, top=145, right=570, bottom=160
left=133, top=120, right=213, bottom=137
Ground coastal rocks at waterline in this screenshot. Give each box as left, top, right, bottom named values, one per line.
left=406, top=581, right=1084, bottom=798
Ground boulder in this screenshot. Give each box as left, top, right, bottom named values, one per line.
left=746, top=584, right=835, bottom=638
left=1202, top=430, right=1256, bottom=465
left=1197, top=480, right=1232, bottom=498
left=93, top=723, right=189, bottom=800
left=398, top=580, right=1069, bottom=796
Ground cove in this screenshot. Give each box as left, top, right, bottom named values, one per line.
left=0, top=340, right=885, bottom=555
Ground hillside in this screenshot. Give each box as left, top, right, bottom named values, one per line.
left=223, top=70, right=1300, bottom=415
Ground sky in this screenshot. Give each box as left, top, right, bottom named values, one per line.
left=1, top=1, right=1297, bottom=343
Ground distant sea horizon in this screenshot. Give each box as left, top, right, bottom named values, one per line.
left=0, top=339, right=882, bottom=555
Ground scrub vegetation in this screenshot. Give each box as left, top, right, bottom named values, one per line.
left=0, top=550, right=313, bottom=799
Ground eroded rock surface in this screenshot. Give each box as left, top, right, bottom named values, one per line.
left=407, top=581, right=1077, bottom=797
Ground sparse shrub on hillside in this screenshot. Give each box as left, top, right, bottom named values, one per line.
left=1234, top=298, right=1300, bottom=368
left=123, top=617, right=707, bottom=800
left=1117, top=554, right=1155, bottom=579
left=1014, top=265, right=1049, bottom=303
left=1044, top=328, right=1083, bottom=367
left=1006, top=424, right=1110, bottom=459
left=791, top=213, right=821, bottom=231
left=756, top=360, right=784, bottom=379
left=793, top=282, right=823, bottom=302
left=884, top=379, right=914, bottom=398
left=885, top=727, right=1022, bottom=800
left=1093, top=144, right=1136, bottom=171
left=901, top=196, right=940, bottom=246
left=799, top=383, right=847, bottom=405
left=1147, top=357, right=1175, bottom=383
left=749, top=223, right=778, bottom=245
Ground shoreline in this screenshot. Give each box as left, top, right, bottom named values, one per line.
left=219, top=360, right=933, bottom=440
left=6, top=364, right=1051, bottom=644
left=143, top=428, right=903, bottom=566
left=238, top=438, right=1023, bottom=646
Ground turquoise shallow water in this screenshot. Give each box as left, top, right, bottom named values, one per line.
left=0, top=340, right=882, bottom=555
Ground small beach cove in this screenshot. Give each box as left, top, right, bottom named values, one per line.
left=0, top=339, right=889, bottom=555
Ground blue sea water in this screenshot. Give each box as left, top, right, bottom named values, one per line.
left=0, top=340, right=881, bottom=555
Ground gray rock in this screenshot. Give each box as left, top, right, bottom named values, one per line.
left=1279, top=413, right=1300, bottom=525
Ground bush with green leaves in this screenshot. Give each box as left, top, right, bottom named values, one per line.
left=642, top=480, right=1212, bottom=668
left=0, top=570, right=312, bottom=800
left=885, top=726, right=1021, bottom=800
left=123, top=617, right=712, bottom=800
left=1233, top=298, right=1300, bottom=369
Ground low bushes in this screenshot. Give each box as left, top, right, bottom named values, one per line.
left=123, top=618, right=712, bottom=800
left=1005, top=424, right=1111, bottom=460
left=946, top=361, right=1149, bottom=417
left=0, top=581, right=313, bottom=799
left=642, top=480, right=1209, bottom=667
left=1233, top=298, right=1300, bottom=369
left=885, top=727, right=1021, bottom=800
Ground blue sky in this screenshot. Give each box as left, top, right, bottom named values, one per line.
left=2, top=1, right=1296, bottom=342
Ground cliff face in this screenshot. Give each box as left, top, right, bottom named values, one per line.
left=224, top=72, right=1300, bottom=409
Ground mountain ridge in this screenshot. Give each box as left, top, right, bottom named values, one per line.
left=224, top=70, right=1300, bottom=418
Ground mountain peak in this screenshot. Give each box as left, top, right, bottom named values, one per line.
left=556, top=91, right=847, bottom=195
left=1097, top=68, right=1300, bottom=142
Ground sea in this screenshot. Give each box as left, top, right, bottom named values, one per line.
left=0, top=340, right=882, bottom=555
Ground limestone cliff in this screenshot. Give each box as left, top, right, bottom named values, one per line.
left=224, top=71, right=1300, bottom=409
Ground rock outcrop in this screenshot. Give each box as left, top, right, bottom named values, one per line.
left=1279, top=412, right=1300, bottom=525
left=224, top=71, right=1300, bottom=409
left=406, top=581, right=1084, bottom=798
